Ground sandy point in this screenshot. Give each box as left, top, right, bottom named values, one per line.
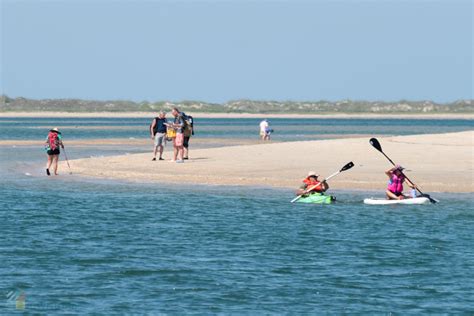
left=63, top=131, right=473, bottom=193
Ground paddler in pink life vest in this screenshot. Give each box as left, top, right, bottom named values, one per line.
left=385, top=165, right=416, bottom=200
left=295, top=171, right=329, bottom=196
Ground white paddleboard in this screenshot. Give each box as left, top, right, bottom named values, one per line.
left=364, top=197, right=430, bottom=205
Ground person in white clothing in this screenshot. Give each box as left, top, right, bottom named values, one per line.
left=259, top=119, right=270, bottom=141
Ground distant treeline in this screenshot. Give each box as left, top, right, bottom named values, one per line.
left=1, top=95, right=472, bottom=114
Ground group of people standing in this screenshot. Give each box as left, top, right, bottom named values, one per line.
left=149, top=107, right=193, bottom=163
left=43, top=107, right=194, bottom=177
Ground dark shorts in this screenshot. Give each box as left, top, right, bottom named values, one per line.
left=183, top=136, right=190, bottom=148
left=47, top=148, right=60, bottom=155
left=388, top=189, right=402, bottom=196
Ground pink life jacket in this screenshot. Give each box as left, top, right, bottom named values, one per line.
left=47, top=131, right=59, bottom=150
left=387, top=173, right=405, bottom=194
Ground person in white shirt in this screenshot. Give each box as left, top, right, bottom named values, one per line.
left=259, top=119, right=270, bottom=141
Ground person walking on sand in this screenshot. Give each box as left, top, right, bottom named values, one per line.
left=259, top=119, right=268, bottom=140
left=170, top=108, right=185, bottom=163
left=44, top=127, right=64, bottom=176
left=150, top=111, right=168, bottom=161
left=295, top=171, right=329, bottom=196
left=385, top=165, right=417, bottom=200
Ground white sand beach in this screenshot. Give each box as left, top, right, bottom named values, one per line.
left=62, top=131, right=473, bottom=193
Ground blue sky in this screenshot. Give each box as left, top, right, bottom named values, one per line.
left=1, top=0, right=472, bottom=102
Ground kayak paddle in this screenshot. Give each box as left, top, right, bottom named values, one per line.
left=369, top=138, right=438, bottom=203
left=291, top=161, right=354, bottom=203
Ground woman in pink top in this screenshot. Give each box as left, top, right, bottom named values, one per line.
left=386, top=165, right=416, bottom=200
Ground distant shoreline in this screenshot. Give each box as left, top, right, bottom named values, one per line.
left=1, top=111, right=473, bottom=119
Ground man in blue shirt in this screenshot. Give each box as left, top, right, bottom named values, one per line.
left=150, top=111, right=168, bottom=161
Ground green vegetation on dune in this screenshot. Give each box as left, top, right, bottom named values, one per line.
left=0, top=95, right=472, bottom=114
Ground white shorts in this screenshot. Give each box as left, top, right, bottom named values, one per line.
left=154, top=133, right=166, bottom=146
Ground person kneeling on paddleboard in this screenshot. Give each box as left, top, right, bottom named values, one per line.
left=386, top=165, right=417, bottom=200
left=295, top=171, right=329, bottom=196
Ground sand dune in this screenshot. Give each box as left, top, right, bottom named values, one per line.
left=2, top=111, right=473, bottom=119
left=63, top=131, right=473, bottom=193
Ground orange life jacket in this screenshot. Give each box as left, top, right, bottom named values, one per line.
left=303, top=178, right=324, bottom=193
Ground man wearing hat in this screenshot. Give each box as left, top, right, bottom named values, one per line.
left=295, top=171, right=329, bottom=196
left=385, top=164, right=416, bottom=200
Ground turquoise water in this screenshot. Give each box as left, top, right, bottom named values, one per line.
left=1, top=117, right=473, bottom=141
left=1, top=174, right=473, bottom=314
left=1, top=117, right=473, bottom=313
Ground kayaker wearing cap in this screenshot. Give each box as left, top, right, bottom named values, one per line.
left=385, top=165, right=416, bottom=200
left=295, top=171, right=329, bottom=196
left=44, top=127, right=64, bottom=176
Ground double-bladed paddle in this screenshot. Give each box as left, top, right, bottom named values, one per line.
left=291, top=161, right=354, bottom=203
left=369, top=138, right=438, bottom=203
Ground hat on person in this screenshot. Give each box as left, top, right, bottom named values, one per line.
left=52, top=127, right=59, bottom=132
left=307, top=171, right=319, bottom=177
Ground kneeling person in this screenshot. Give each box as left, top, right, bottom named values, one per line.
left=385, top=165, right=416, bottom=200
left=295, top=171, right=329, bottom=196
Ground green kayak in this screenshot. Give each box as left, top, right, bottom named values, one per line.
left=295, top=193, right=335, bottom=204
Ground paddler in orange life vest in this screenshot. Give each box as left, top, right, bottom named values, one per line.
left=385, top=165, right=417, bottom=200
left=295, top=171, right=329, bottom=196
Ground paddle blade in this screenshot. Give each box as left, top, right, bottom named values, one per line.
left=419, top=193, right=439, bottom=204
left=369, top=138, right=383, bottom=152
left=340, top=161, right=354, bottom=172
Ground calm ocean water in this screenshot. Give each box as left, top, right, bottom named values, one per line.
left=0, top=116, right=473, bottom=140
left=0, top=117, right=473, bottom=314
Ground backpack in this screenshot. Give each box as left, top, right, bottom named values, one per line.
left=149, top=117, right=158, bottom=136
left=47, top=131, right=60, bottom=150
left=181, top=112, right=194, bottom=136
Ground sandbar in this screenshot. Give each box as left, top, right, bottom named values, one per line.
left=63, top=131, right=473, bottom=193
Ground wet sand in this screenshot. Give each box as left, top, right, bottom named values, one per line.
left=62, top=131, right=473, bottom=193
left=0, top=137, right=262, bottom=148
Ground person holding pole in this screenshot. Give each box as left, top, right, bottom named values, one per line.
left=45, top=127, right=64, bottom=176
